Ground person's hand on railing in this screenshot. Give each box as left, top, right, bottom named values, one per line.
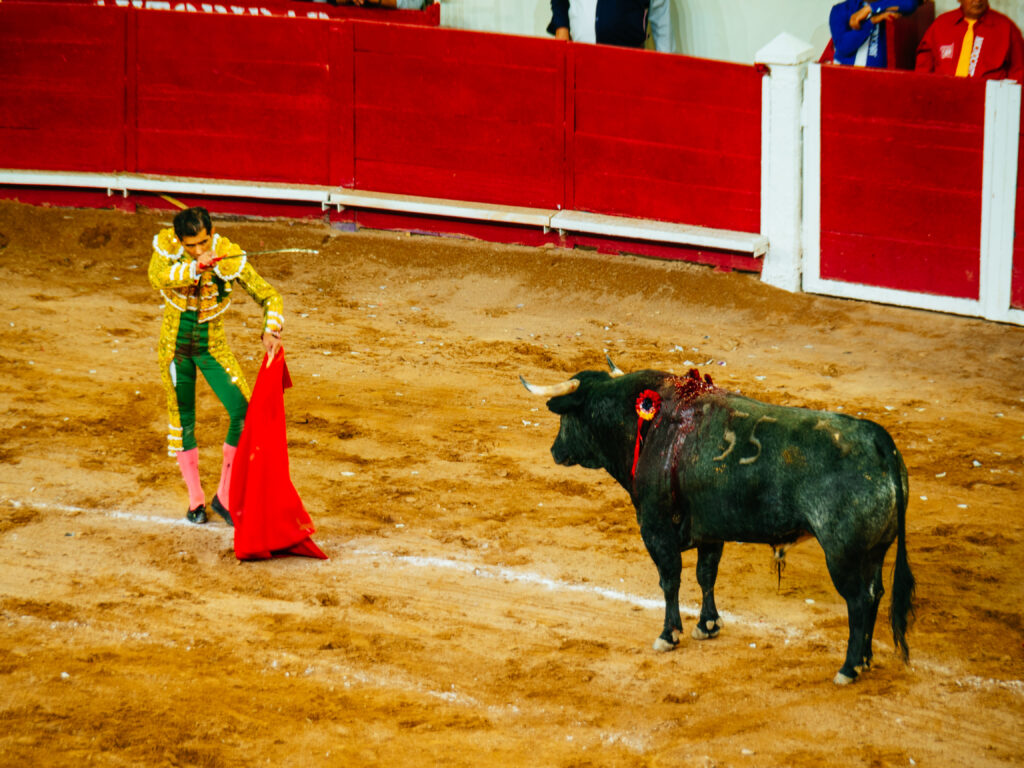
left=871, top=8, right=904, bottom=24
left=851, top=4, right=903, bottom=30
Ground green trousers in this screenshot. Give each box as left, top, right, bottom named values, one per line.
left=171, top=310, right=248, bottom=451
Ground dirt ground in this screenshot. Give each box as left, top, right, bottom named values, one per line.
left=0, top=199, right=1022, bottom=767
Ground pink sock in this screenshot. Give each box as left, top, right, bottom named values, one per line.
left=217, top=443, right=237, bottom=505
left=176, top=448, right=205, bottom=510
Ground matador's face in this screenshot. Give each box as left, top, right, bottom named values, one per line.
left=181, top=227, right=214, bottom=259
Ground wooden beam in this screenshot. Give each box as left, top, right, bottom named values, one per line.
left=328, top=189, right=555, bottom=228
left=550, top=210, right=768, bottom=256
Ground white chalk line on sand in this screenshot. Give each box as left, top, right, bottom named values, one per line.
left=2, top=499, right=756, bottom=627
left=4, top=497, right=1023, bottom=698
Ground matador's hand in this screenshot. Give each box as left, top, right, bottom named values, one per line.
left=263, top=330, right=282, bottom=362
left=196, top=248, right=218, bottom=269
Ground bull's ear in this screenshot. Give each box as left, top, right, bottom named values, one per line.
left=546, top=389, right=584, bottom=415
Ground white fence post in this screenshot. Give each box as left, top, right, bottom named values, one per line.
left=980, top=78, right=1022, bottom=324
left=755, top=33, right=816, bottom=293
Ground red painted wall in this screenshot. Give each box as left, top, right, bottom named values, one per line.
left=1013, top=118, right=1024, bottom=309
left=8, top=0, right=441, bottom=24
left=819, top=65, right=985, bottom=300
left=0, top=2, right=763, bottom=240
left=570, top=45, right=762, bottom=231
left=351, top=23, right=566, bottom=209
left=0, top=5, right=127, bottom=172
left=133, top=12, right=334, bottom=184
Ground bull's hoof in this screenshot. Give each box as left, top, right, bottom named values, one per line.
left=652, top=629, right=681, bottom=652
left=833, top=671, right=856, bottom=685
left=691, top=618, right=722, bottom=640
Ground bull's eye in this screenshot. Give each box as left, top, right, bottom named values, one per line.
left=636, top=389, right=662, bottom=421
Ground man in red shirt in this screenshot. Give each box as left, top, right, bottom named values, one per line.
left=915, top=0, right=1024, bottom=83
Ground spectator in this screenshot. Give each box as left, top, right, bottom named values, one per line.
left=148, top=207, right=284, bottom=526
left=915, top=0, right=1024, bottom=83
left=547, top=0, right=676, bottom=54
left=829, top=1, right=921, bottom=68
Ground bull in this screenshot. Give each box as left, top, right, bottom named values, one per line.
left=521, top=358, right=915, bottom=684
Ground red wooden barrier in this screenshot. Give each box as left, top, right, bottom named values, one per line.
left=330, top=20, right=356, bottom=187
left=1013, top=115, right=1024, bottom=310
left=351, top=23, right=565, bottom=209
left=133, top=11, right=333, bottom=184
left=11, top=0, right=440, bottom=24
left=0, top=4, right=127, bottom=171
left=1011, top=105, right=1024, bottom=309
left=819, top=65, right=985, bottom=299
left=570, top=45, right=761, bottom=232
left=0, top=2, right=764, bottom=262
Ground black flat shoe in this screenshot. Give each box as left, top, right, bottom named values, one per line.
left=186, top=504, right=207, bottom=525
left=210, top=495, right=233, bottom=527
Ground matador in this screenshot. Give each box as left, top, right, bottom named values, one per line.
left=148, top=207, right=283, bottom=525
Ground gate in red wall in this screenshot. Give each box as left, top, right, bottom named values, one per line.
left=803, top=63, right=1024, bottom=325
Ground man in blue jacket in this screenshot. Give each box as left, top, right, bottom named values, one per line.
left=830, top=1, right=921, bottom=67
left=548, top=0, right=676, bottom=54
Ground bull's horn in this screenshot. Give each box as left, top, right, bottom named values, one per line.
left=606, top=354, right=626, bottom=378
left=519, top=375, right=580, bottom=397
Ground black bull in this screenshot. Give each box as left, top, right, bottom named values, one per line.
left=522, top=365, right=915, bottom=684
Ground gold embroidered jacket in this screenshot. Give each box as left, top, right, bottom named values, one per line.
left=148, top=228, right=283, bottom=332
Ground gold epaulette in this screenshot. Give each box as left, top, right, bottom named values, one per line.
left=153, top=228, right=184, bottom=260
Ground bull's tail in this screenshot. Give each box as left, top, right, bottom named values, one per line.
left=888, top=445, right=915, bottom=662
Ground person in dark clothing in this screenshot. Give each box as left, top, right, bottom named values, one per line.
left=547, top=0, right=675, bottom=53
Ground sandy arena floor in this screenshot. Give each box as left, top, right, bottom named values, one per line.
left=0, top=200, right=1022, bottom=767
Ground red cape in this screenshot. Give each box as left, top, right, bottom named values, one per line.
left=230, top=350, right=327, bottom=561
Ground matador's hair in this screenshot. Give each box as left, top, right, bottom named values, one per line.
left=173, top=207, right=213, bottom=240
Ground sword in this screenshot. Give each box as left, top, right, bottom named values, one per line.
left=241, top=248, right=320, bottom=257
left=203, top=247, right=320, bottom=267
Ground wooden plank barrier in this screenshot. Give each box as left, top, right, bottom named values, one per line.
left=0, top=4, right=127, bottom=172
left=0, top=2, right=766, bottom=266
left=8, top=0, right=441, bottom=23
left=133, top=11, right=334, bottom=184
left=351, top=23, right=566, bottom=210
left=1013, top=111, right=1024, bottom=310
left=570, top=45, right=762, bottom=233
left=818, top=65, right=986, bottom=300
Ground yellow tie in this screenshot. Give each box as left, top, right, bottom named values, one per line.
left=955, top=19, right=976, bottom=77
